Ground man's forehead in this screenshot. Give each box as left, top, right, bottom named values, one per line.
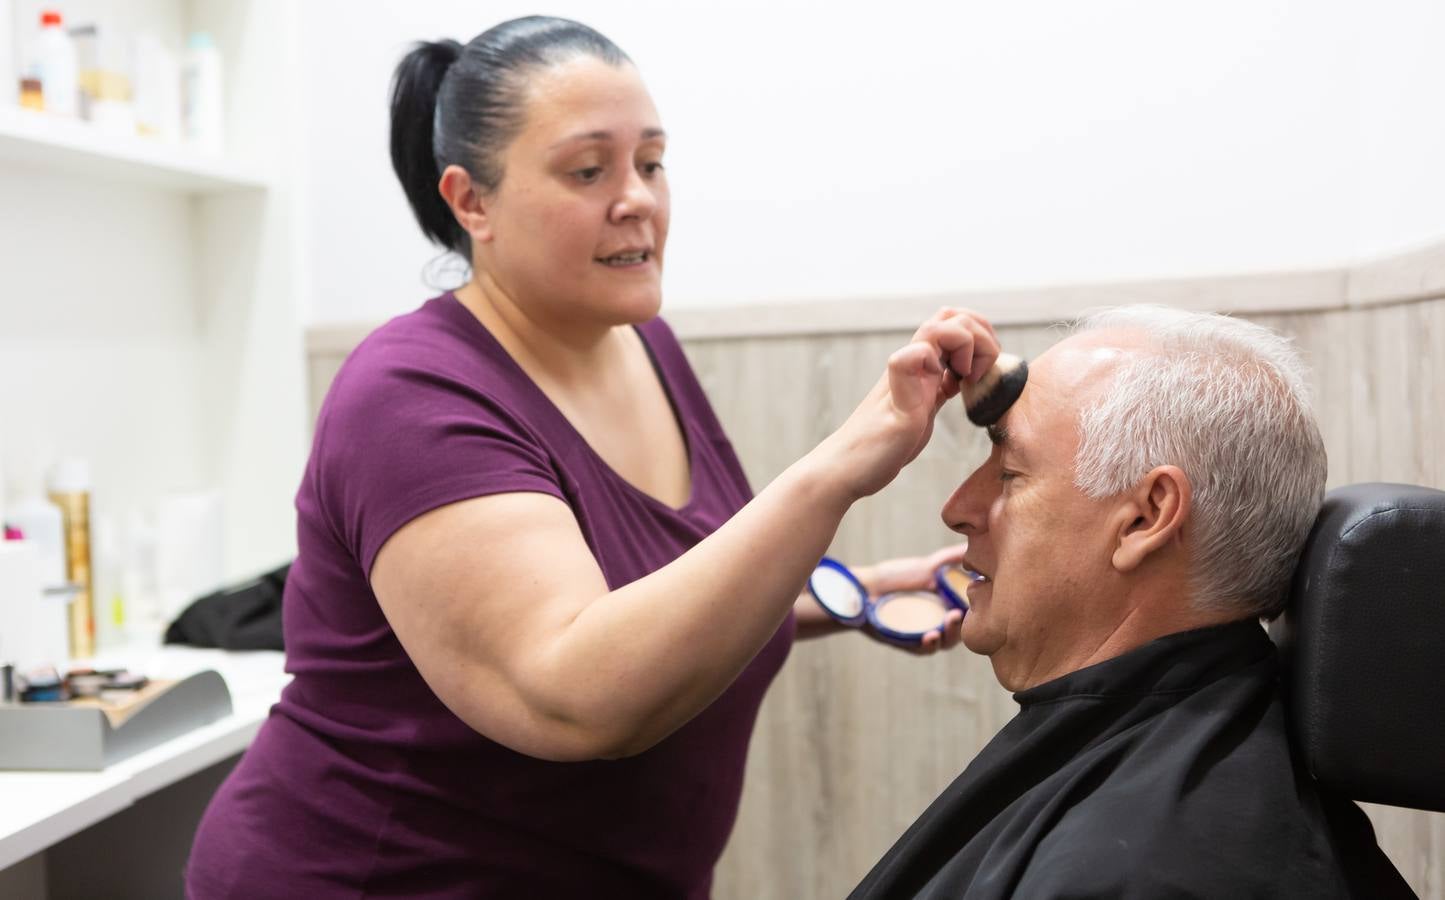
left=1032, top=331, right=1140, bottom=397
left=994, top=330, right=1140, bottom=454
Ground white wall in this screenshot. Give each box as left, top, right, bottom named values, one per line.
left=0, top=167, right=210, bottom=548
left=295, top=0, right=1445, bottom=324
left=1351, top=1, right=1445, bottom=260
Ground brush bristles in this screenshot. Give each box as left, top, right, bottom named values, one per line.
left=961, top=353, right=1028, bottom=426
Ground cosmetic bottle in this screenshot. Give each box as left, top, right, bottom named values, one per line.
left=182, top=31, right=223, bottom=152
left=35, top=9, right=77, bottom=116
left=48, top=458, right=94, bottom=659
left=6, top=476, right=66, bottom=588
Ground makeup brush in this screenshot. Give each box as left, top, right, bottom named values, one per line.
left=959, top=353, right=1028, bottom=426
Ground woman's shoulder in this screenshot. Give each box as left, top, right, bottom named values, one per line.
left=335, top=294, right=512, bottom=390
left=317, top=294, right=534, bottom=436
left=345, top=293, right=494, bottom=375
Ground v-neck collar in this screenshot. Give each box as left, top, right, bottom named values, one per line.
left=439, top=293, right=700, bottom=515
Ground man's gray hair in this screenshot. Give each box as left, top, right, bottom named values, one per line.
left=1069, top=305, right=1327, bottom=619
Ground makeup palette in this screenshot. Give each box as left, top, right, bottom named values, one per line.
left=807, top=557, right=969, bottom=646
left=934, top=563, right=985, bottom=609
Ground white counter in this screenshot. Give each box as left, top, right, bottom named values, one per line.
left=0, top=642, right=291, bottom=872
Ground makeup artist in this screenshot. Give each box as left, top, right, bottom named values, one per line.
left=187, top=16, right=1000, bottom=899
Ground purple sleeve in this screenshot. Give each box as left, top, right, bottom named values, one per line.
left=312, top=354, right=565, bottom=578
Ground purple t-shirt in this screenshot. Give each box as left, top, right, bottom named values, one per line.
left=188, top=295, right=796, bottom=898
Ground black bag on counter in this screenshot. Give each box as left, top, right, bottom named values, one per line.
left=163, top=562, right=289, bottom=651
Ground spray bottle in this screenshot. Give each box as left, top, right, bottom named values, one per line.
left=48, top=458, right=93, bottom=659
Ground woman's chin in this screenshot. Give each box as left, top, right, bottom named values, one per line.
left=610, top=288, right=664, bottom=323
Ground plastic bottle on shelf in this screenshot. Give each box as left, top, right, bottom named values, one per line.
left=122, top=507, right=161, bottom=634
left=92, top=514, right=126, bottom=649
left=19, top=65, right=43, bottom=110
left=64, top=22, right=136, bottom=135
left=5, top=486, right=66, bottom=588
left=71, top=22, right=96, bottom=120
left=35, top=9, right=78, bottom=117
left=181, top=31, right=223, bottom=153
left=134, top=33, right=180, bottom=141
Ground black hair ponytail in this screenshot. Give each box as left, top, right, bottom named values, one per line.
left=390, top=39, right=467, bottom=258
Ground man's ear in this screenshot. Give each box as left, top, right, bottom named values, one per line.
left=1110, top=465, right=1191, bottom=573
left=438, top=164, right=493, bottom=243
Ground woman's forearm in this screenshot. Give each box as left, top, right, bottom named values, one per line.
left=794, top=589, right=846, bottom=640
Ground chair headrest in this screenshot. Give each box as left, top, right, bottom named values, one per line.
left=1269, top=482, right=1445, bottom=813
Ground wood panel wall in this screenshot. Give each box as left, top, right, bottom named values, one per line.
left=306, top=247, right=1445, bottom=898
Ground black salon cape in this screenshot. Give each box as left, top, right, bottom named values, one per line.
left=849, top=620, right=1413, bottom=899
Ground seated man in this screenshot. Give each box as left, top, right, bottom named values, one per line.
left=851, top=306, right=1412, bottom=899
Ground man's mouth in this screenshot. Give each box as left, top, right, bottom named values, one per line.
left=596, top=249, right=651, bottom=266
left=960, top=558, right=992, bottom=583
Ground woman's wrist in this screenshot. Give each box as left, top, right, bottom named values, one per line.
left=785, top=440, right=863, bottom=519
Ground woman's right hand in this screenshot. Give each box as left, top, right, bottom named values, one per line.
left=817, top=308, right=1001, bottom=500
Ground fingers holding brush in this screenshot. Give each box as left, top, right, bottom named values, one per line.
left=910, top=308, right=1001, bottom=393
left=910, top=308, right=1028, bottom=427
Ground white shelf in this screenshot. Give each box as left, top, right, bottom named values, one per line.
left=0, top=107, right=269, bottom=194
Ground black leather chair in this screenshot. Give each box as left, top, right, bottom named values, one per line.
left=1270, top=482, right=1445, bottom=813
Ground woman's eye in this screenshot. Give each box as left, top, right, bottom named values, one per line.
left=573, top=166, right=603, bottom=183
left=640, top=161, right=665, bottom=177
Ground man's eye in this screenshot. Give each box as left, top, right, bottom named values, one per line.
left=640, top=161, right=665, bottom=177
left=573, top=167, right=603, bottom=183
left=999, top=471, right=1018, bottom=483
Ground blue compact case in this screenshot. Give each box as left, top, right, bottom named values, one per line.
left=806, top=556, right=968, bottom=646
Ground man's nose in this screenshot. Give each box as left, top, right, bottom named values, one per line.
left=941, top=463, right=998, bottom=535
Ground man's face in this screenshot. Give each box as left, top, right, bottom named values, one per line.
left=941, top=331, right=1138, bottom=690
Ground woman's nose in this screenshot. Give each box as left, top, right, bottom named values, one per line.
left=610, top=168, right=658, bottom=222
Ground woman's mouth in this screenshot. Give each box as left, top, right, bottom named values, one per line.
left=597, top=250, right=651, bottom=267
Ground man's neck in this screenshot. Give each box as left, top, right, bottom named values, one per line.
left=1001, top=593, right=1240, bottom=692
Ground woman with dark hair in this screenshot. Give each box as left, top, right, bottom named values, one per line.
left=187, top=15, right=998, bottom=898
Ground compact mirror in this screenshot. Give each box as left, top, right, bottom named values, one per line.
left=807, top=558, right=868, bottom=626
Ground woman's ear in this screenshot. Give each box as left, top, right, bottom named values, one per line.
left=438, top=164, right=493, bottom=243
left=1110, top=465, right=1191, bottom=573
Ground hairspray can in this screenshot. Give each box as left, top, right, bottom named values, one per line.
left=49, top=458, right=94, bottom=659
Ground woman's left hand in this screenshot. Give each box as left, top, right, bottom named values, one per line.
left=853, top=543, right=967, bottom=655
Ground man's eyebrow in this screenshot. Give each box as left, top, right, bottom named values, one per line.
left=986, top=423, right=1027, bottom=460
left=549, top=127, right=666, bottom=149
